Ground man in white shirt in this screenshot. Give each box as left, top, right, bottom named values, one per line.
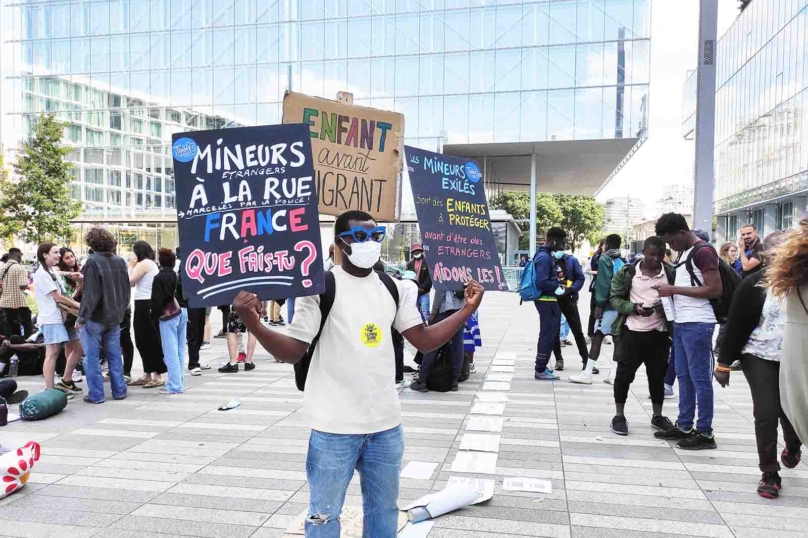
left=232, top=210, right=483, bottom=538
left=653, top=213, right=722, bottom=451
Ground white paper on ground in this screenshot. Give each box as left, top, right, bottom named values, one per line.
left=475, top=392, right=509, bottom=403
left=399, top=520, right=435, bottom=538
left=402, top=487, right=479, bottom=517
left=491, top=366, right=515, bottom=373
left=400, top=461, right=439, bottom=480
left=486, top=374, right=513, bottom=382
left=502, top=477, right=553, bottom=494
left=466, top=416, right=504, bottom=432
left=470, top=403, right=506, bottom=416
left=446, top=476, right=495, bottom=505
left=482, top=381, right=511, bottom=391
left=450, top=451, right=498, bottom=474
left=492, top=359, right=515, bottom=366
left=459, top=433, right=501, bottom=453
left=495, top=351, right=516, bottom=359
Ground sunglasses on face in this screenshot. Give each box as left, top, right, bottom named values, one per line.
left=338, top=226, right=387, bottom=244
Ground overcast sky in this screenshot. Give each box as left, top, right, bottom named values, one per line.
left=598, top=0, right=741, bottom=212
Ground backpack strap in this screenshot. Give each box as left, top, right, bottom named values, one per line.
left=315, top=270, right=336, bottom=337
left=682, top=242, right=711, bottom=287
left=375, top=270, right=400, bottom=310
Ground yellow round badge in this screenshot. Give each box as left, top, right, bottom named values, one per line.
left=361, top=323, right=383, bottom=348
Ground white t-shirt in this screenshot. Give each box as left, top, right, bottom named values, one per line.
left=33, top=266, right=65, bottom=326
left=673, top=245, right=718, bottom=324
left=286, top=266, right=423, bottom=434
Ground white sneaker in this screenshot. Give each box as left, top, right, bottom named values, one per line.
left=604, top=375, right=613, bottom=385
left=569, top=373, right=593, bottom=385
left=190, top=367, right=202, bottom=376
left=72, top=370, right=83, bottom=382
left=200, top=342, right=212, bottom=350
left=469, top=364, right=476, bottom=374
left=604, top=368, right=617, bottom=385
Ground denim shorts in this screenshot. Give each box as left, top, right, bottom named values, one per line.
left=593, top=309, right=619, bottom=336
left=42, top=323, right=79, bottom=345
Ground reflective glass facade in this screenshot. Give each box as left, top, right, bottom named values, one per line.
left=5, top=0, right=651, bottom=224
left=714, top=0, right=808, bottom=218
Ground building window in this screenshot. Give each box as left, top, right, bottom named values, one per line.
left=778, top=202, right=794, bottom=230
left=109, top=170, right=122, bottom=187
left=751, top=209, right=764, bottom=232
left=727, top=215, right=738, bottom=238
left=85, top=168, right=104, bottom=185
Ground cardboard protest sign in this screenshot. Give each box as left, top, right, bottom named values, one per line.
left=405, top=146, right=508, bottom=292
left=171, top=124, right=324, bottom=307
left=282, top=91, right=404, bottom=221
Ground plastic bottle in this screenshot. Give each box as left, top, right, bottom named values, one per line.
left=9, top=356, right=19, bottom=378
left=0, top=397, right=8, bottom=427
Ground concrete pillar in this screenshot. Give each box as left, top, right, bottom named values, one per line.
left=529, top=153, right=537, bottom=257
left=693, top=0, right=719, bottom=239
left=763, top=204, right=777, bottom=236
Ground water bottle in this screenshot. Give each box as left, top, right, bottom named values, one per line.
left=0, top=397, right=8, bottom=427
left=9, top=356, right=19, bottom=378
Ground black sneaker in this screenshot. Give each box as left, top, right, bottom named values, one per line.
left=56, top=380, right=82, bottom=395
left=451, top=382, right=459, bottom=392
left=676, top=431, right=717, bottom=450
left=654, top=422, right=693, bottom=440
left=277, top=317, right=286, bottom=326
left=403, top=366, right=417, bottom=373
left=214, top=330, right=227, bottom=339
left=651, top=415, right=674, bottom=431
left=218, top=363, right=239, bottom=373
left=592, top=366, right=600, bottom=375
left=782, top=448, right=802, bottom=469
left=611, top=415, right=629, bottom=436
left=7, top=390, right=28, bottom=405
left=410, top=380, right=429, bottom=392
left=244, top=363, right=256, bottom=371
left=555, top=359, right=565, bottom=371
left=757, top=472, right=781, bottom=499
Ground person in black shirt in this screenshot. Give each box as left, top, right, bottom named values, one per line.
left=738, top=223, right=764, bottom=277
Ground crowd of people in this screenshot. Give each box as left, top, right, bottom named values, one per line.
left=523, top=212, right=808, bottom=499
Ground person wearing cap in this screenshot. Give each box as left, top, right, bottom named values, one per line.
left=406, top=243, right=432, bottom=322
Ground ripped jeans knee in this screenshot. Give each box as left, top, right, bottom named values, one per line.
left=306, top=511, right=337, bottom=525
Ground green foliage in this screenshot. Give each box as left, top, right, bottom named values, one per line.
left=0, top=114, right=82, bottom=244
left=490, top=191, right=604, bottom=251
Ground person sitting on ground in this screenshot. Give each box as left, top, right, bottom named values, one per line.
left=0, top=335, right=44, bottom=379
left=570, top=233, right=624, bottom=384
left=607, top=236, right=675, bottom=436
left=716, top=230, right=800, bottom=499
left=229, top=209, right=483, bottom=536
left=0, top=378, right=28, bottom=404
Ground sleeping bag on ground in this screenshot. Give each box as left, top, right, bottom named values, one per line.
left=19, top=389, right=67, bottom=421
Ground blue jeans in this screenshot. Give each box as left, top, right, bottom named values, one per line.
left=306, top=425, right=404, bottom=538
left=534, top=301, right=561, bottom=373
left=80, top=320, right=126, bottom=402
left=416, top=294, right=430, bottom=322
left=674, top=322, right=715, bottom=434
left=159, top=308, right=187, bottom=394
left=287, top=297, right=296, bottom=325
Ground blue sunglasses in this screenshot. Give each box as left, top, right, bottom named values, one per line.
left=338, top=226, right=387, bottom=243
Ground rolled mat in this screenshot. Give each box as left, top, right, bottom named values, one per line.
left=19, top=389, right=68, bottom=421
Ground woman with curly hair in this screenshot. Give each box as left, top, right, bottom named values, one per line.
left=768, top=217, right=808, bottom=453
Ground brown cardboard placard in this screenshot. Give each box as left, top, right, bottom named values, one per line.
left=282, top=91, right=404, bottom=221
left=285, top=506, right=408, bottom=536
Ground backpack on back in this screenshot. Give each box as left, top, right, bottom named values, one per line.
left=612, top=257, right=625, bottom=274
left=293, top=270, right=400, bottom=392
left=519, top=253, right=554, bottom=303
left=682, top=242, right=741, bottom=323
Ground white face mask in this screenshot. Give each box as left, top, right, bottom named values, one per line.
left=342, top=240, right=382, bottom=269
left=413, top=253, right=422, bottom=259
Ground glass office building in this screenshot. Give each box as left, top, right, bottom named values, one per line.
left=711, top=0, right=808, bottom=240
left=3, top=0, right=651, bottom=252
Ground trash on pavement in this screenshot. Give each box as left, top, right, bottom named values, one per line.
left=502, top=476, right=552, bottom=494
left=218, top=398, right=241, bottom=411
left=403, top=483, right=480, bottom=522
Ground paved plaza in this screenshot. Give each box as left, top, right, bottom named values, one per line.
left=0, top=292, right=805, bottom=538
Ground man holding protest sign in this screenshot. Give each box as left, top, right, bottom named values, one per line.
left=231, top=210, right=484, bottom=538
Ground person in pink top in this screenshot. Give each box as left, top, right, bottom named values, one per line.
left=607, top=237, right=677, bottom=436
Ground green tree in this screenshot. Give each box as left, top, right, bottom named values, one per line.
left=489, top=191, right=563, bottom=249
left=553, top=194, right=606, bottom=252
left=0, top=114, right=82, bottom=244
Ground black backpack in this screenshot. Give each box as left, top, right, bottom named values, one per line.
left=293, top=270, right=400, bottom=391
left=681, top=242, right=741, bottom=323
